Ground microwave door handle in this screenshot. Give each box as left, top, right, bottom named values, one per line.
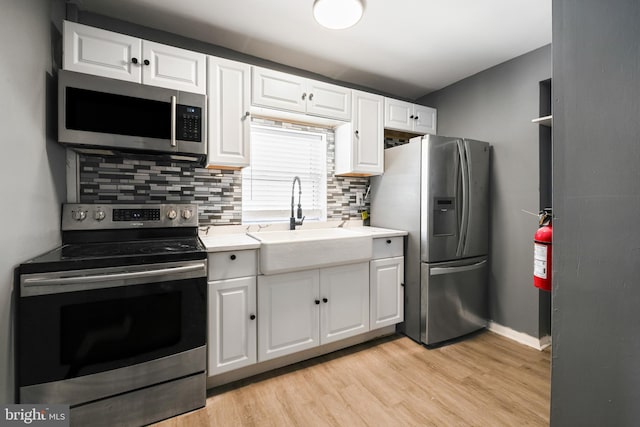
left=170, top=95, right=177, bottom=147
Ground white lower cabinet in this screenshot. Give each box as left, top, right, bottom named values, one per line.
left=370, top=256, right=404, bottom=330
left=257, top=262, right=370, bottom=362
left=320, top=263, right=370, bottom=344
left=208, top=276, right=257, bottom=375
left=258, top=270, right=320, bottom=362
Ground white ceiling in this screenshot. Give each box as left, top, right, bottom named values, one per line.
left=73, top=0, right=552, bottom=100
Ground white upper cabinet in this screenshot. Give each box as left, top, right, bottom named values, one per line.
left=252, top=67, right=351, bottom=121
left=335, top=90, right=384, bottom=176
left=63, top=21, right=206, bottom=94
left=63, top=21, right=141, bottom=82
left=384, top=97, right=437, bottom=135
left=141, top=40, right=206, bottom=94
left=207, top=56, right=251, bottom=169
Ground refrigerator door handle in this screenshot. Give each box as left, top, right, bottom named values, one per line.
left=462, top=140, right=473, bottom=255
left=430, top=260, right=487, bottom=276
left=456, top=140, right=469, bottom=257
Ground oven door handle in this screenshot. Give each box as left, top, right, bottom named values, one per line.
left=22, top=262, right=206, bottom=294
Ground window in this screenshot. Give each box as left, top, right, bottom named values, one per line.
left=242, top=125, right=327, bottom=223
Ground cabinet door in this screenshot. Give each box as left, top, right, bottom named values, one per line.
left=207, top=56, right=251, bottom=168
left=320, top=263, right=370, bottom=344
left=306, top=80, right=351, bottom=121
left=413, top=104, right=437, bottom=135
left=352, top=90, right=384, bottom=174
left=384, top=98, right=414, bottom=132
left=258, top=270, right=320, bottom=361
left=208, top=277, right=257, bottom=375
left=370, top=257, right=404, bottom=330
left=141, top=40, right=206, bottom=94
left=252, top=67, right=306, bottom=113
left=63, top=20, right=141, bottom=82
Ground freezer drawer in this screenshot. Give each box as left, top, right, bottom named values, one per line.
left=420, top=256, right=488, bottom=345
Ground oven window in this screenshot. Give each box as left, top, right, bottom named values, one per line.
left=60, top=292, right=181, bottom=367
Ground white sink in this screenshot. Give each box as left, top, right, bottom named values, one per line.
left=247, top=228, right=372, bottom=275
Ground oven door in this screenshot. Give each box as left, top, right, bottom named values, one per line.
left=17, top=260, right=207, bottom=405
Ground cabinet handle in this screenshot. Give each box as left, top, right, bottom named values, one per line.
left=386, top=239, right=392, bottom=244
left=131, top=57, right=139, bottom=64
left=322, top=297, right=328, bottom=303
left=302, top=92, right=307, bottom=100
left=315, top=299, right=320, bottom=305
left=250, top=314, right=256, bottom=320
left=230, top=254, right=237, bottom=260
left=143, top=59, right=150, bottom=66
left=309, top=93, right=314, bottom=101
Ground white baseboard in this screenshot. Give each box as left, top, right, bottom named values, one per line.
left=488, top=321, right=551, bottom=351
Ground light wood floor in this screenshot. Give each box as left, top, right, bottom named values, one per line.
left=154, top=331, right=551, bottom=426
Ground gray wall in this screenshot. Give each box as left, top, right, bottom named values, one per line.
left=0, top=0, right=67, bottom=403
left=551, top=0, right=640, bottom=424
left=419, top=45, right=551, bottom=338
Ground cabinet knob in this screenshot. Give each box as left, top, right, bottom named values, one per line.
left=414, top=116, right=419, bottom=120
left=243, top=111, right=251, bottom=120
left=250, top=314, right=256, bottom=320
left=309, top=93, right=314, bottom=101
left=230, top=254, right=237, bottom=260
left=143, top=59, right=150, bottom=66
left=322, top=298, right=328, bottom=303
left=386, top=239, right=392, bottom=244
left=302, top=92, right=307, bottom=100
left=355, top=130, right=359, bottom=136
left=315, top=299, right=320, bottom=305
left=131, top=57, right=138, bottom=64
left=409, top=115, right=414, bottom=119
left=401, top=283, right=405, bottom=287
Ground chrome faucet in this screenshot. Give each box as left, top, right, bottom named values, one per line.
left=290, top=176, right=305, bottom=230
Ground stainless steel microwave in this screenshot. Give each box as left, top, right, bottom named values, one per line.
left=58, top=70, right=206, bottom=162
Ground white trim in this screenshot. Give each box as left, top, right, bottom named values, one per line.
left=488, top=321, right=551, bottom=351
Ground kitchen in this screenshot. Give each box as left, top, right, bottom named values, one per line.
left=1, top=0, right=638, bottom=426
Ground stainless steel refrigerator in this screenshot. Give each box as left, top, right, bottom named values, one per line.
left=371, top=134, right=490, bottom=345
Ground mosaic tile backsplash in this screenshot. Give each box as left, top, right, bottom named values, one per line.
left=78, top=118, right=371, bottom=227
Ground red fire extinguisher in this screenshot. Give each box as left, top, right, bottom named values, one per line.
left=534, top=208, right=552, bottom=291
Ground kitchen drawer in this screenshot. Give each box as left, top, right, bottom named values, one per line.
left=208, top=250, right=257, bottom=280
left=372, top=237, right=403, bottom=259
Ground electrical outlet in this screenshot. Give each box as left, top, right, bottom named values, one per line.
left=356, top=191, right=363, bottom=206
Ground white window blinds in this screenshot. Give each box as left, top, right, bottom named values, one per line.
left=242, top=125, right=327, bottom=223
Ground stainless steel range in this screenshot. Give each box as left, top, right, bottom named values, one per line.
left=15, top=204, right=207, bottom=427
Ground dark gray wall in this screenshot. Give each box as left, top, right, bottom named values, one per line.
left=0, top=0, right=67, bottom=403
left=419, top=45, right=551, bottom=338
left=551, top=0, right=640, bottom=424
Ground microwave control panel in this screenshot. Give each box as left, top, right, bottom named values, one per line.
left=177, top=105, right=202, bottom=142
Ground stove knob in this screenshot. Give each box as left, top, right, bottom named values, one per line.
left=94, top=209, right=106, bottom=221
left=167, top=209, right=178, bottom=220
left=72, top=210, right=86, bottom=221
left=182, top=209, right=193, bottom=220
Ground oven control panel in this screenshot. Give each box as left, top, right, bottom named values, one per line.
left=62, top=204, right=198, bottom=230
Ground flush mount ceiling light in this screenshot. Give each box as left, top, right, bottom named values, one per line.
left=313, top=0, right=364, bottom=30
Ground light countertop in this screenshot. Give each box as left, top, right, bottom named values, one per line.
left=199, top=225, right=406, bottom=252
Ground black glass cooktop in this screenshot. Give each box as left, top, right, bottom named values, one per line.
left=58, top=238, right=203, bottom=259
left=20, top=236, right=206, bottom=274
